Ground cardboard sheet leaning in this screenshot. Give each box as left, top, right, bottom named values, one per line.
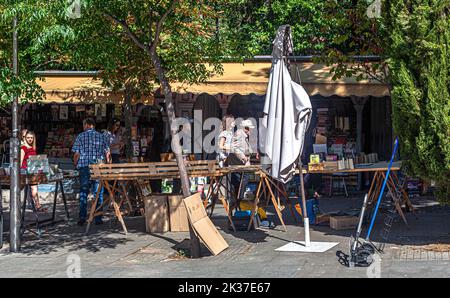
left=183, top=193, right=229, bottom=256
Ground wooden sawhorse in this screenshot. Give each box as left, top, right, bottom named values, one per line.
left=366, top=170, right=416, bottom=225
left=85, top=178, right=132, bottom=235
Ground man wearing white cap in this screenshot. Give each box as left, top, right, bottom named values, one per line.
left=232, top=119, right=255, bottom=166
left=229, top=119, right=255, bottom=206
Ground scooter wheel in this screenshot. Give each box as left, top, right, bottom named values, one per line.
left=355, top=249, right=374, bottom=267
left=361, top=243, right=376, bottom=254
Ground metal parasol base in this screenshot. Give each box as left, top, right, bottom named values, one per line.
left=275, top=241, right=339, bottom=253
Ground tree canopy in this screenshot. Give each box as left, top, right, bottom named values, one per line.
left=0, top=0, right=237, bottom=106
left=70, top=0, right=229, bottom=87
left=384, top=0, right=450, bottom=203
left=219, top=0, right=338, bottom=57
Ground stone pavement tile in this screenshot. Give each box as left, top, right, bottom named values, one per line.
left=218, top=260, right=284, bottom=278
left=428, top=251, right=436, bottom=261
left=58, top=253, right=130, bottom=268
left=295, top=256, right=366, bottom=278
left=434, top=251, right=442, bottom=261
left=0, top=256, right=56, bottom=268
left=109, top=265, right=175, bottom=278
left=384, top=261, right=450, bottom=277
left=140, top=264, right=198, bottom=278
left=406, top=249, right=414, bottom=260
left=399, top=249, right=407, bottom=260
left=82, top=266, right=129, bottom=278
left=43, top=271, right=72, bottom=278
left=133, top=257, right=263, bottom=278
left=39, top=262, right=127, bottom=278
left=412, top=249, right=420, bottom=260
left=0, top=253, right=19, bottom=265
left=0, top=269, right=53, bottom=278
left=44, top=269, right=98, bottom=278
left=114, top=251, right=170, bottom=266
left=0, top=257, right=69, bottom=278
left=420, top=250, right=428, bottom=260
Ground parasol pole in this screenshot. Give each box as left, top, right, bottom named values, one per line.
left=282, top=26, right=311, bottom=247
left=298, top=162, right=310, bottom=247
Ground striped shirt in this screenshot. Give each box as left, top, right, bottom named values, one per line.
left=72, top=128, right=110, bottom=168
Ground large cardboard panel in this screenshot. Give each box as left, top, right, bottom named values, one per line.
left=183, top=193, right=229, bottom=255
left=168, top=195, right=189, bottom=232
left=144, top=196, right=169, bottom=233
left=183, top=193, right=208, bottom=223
left=193, top=218, right=229, bottom=255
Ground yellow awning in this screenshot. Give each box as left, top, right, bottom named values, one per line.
left=37, top=62, right=389, bottom=103
left=37, top=76, right=154, bottom=104
left=172, top=62, right=389, bottom=97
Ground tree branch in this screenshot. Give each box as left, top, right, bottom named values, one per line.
left=149, top=0, right=178, bottom=53
left=35, top=58, right=64, bottom=70
left=361, top=64, right=388, bottom=85
left=103, top=12, right=149, bottom=54
left=352, top=61, right=388, bottom=86
left=148, top=6, right=153, bottom=43
left=0, top=107, right=11, bottom=115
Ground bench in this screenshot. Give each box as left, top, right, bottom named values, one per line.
left=90, top=160, right=220, bottom=180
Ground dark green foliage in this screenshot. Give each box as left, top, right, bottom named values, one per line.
left=219, top=0, right=337, bottom=56
left=384, top=0, right=450, bottom=203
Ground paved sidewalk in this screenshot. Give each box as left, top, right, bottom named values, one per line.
left=1, top=195, right=449, bottom=278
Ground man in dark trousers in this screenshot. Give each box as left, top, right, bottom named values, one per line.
left=72, top=118, right=111, bottom=226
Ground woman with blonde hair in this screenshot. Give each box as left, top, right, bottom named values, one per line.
left=20, top=131, right=45, bottom=212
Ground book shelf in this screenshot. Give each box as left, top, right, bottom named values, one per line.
left=22, top=104, right=113, bottom=157
left=313, top=103, right=359, bottom=194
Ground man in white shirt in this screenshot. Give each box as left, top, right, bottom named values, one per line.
left=230, top=119, right=255, bottom=204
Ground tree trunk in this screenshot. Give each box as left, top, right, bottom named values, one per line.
left=149, top=50, right=201, bottom=258
left=124, top=84, right=133, bottom=160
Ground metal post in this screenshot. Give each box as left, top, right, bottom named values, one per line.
left=351, top=96, right=367, bottom=191
left=298, top=164, right=310, bottom=247
left=352, top=194, right=369, bottom=253
left=10, top=16, right=21, bottom=252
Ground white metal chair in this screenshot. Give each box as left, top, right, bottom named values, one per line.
left=329, top=172, right=349, bottom=198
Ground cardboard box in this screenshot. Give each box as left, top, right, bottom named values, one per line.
left=168, top=195, right=190, bottom=232
left=315, top=214, right=331, bottom=225
left=144, top=195, right=169, bottom=233
left=323, top=161, right=338, bottom=171
left=308, top=163, right=324, bottom=172
left=330, top=215, right=359, bottom=230
left=315, top=133, right=327, bottom=144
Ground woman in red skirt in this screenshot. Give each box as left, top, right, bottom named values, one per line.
left=20, top=131, right=45, bottom=212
